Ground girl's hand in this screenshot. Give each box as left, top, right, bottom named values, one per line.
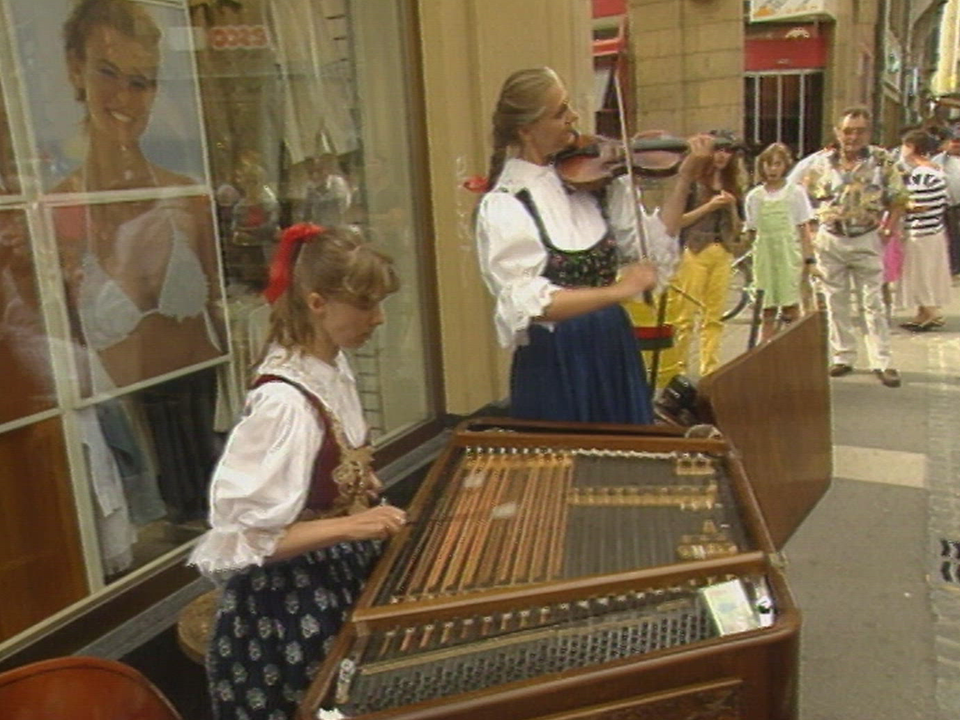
left=804, top=263, right=824, bottom=280
left=709, top=190, right=736, bottom=210
left=616, top=261, right=657, bottom=298
left=339, top=505, right=408, bottom=541
left=678, top=135, right=715, bottom=181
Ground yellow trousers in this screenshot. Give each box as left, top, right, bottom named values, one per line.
left=670, top=243, right=732, bottom=378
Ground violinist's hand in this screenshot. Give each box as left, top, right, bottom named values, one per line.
left=678, top=134, right=715, bottom=181
left=616, top=260, right=658, bottom=298
left=339, top=505, right=408, bottom=542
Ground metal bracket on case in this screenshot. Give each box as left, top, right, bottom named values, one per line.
left=334, top=658, right=357, bottom=705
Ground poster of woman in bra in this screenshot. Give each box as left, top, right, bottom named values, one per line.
left=7, top=0, right=226, bottom=396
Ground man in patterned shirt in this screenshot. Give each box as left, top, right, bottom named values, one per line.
left=798, top=107, right=908, bottom=388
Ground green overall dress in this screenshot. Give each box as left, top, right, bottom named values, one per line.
left=754, top=189, right=801, bottom=308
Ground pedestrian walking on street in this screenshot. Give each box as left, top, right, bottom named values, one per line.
left=897, top=129, right=951, bottom=331
left=932, top=124, right=960, bottom=277
left=797, top=107, right=908, bottom=388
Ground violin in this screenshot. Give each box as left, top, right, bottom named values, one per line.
left=553, top=131, right=736, bottom=191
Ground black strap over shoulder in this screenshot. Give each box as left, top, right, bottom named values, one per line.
left=513, top=188, right=551, bottom=248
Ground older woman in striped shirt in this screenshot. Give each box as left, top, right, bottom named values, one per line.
left=897, top=129, right=951, bottom=331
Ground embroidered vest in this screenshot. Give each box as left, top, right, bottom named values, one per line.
left=513, top=189, right=618, bottom=288
left=252, top=375, right=375, bottom=517
left=680, top=183, right=740, bottom=254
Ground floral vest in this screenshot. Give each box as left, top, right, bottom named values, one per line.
left=680, top=182, right=741, bottom=254
left=252, top=374, right=375, bottom=518
left=513, top=188, right=618, bottom=288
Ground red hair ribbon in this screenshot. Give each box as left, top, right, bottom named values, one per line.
left=462, top=175, right=490, bottom=193
left=263, top=223, right=325, bottom=303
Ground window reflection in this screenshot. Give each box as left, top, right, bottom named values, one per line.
left=0, top=0, right=433, bottom=626
left=0, top=0, right=435, bottom=655
left=0, top=210, right=55, bottom=424
left=0, top=89, right=18, bottom=195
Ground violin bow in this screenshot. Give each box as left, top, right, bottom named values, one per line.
left=613, top=72, right=647, bottom=257
left=613, top=71, right=654, bottom=305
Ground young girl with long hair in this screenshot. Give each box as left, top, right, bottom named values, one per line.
left=671, top=130, right=747, bottom=377
left=189, top=223, right=407, bottom=720
left=743, top=142, right=816, bottom=342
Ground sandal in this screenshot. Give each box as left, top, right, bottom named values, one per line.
left=917, top=318, right=944, bottom=331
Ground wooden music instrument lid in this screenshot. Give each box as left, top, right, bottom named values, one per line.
left=696, top=311, right=832, bottom=549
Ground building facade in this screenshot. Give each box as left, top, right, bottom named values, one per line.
left=631, top=0, right=945, bottom=157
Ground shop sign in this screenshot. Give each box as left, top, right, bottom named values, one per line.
left=750, top=0, right=836, bottom=23
left=209, top=24, right=270, bottom=50
left=744, top=23, right=828, bottom=71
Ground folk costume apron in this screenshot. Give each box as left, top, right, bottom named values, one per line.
left=509, top=190, right=653, bottom=424
left=754, top=192, right=802, bottom=308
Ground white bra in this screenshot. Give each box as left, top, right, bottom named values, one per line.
left=77, top=204, right=211, bottom=351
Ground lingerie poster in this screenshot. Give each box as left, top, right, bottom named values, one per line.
left=51, top=196, right=226, bottom=397
left=5, top=0, right=207, bottom=193
left=0, top=209, right=56, bottom=423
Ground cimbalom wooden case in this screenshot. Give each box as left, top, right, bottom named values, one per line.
left=299, top=312, right=831, bottom=720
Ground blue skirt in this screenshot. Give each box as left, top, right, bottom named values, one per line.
left=206, top=540, right=380, bottom=720
left=510, top=304, right=653, bottom=424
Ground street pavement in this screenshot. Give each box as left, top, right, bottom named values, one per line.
left=710, top=284, right=960, bottom=720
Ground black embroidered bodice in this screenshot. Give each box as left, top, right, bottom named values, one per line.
left=513, top=189, right=618, bottom=289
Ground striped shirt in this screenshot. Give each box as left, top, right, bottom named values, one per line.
left=904, top=165, right=947, bottom=236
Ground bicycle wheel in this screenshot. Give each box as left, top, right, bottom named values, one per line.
left=722, top=259, right=753, bottom=321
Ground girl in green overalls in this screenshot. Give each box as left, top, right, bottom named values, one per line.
left=744, top=143, right=818, bottom=343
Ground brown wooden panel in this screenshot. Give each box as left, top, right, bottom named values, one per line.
left=0, top=419, right=87, bottom=641
left=697, top=311, right=832, bottom=548
left=0, top=656, right=180, bottom=720
left=538, top=678, right=742, bottom=720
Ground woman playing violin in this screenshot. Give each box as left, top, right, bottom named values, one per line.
left=475, top=67, right=691, bottom=424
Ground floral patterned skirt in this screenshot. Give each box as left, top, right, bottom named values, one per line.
left=206, top=540, right=381, bottom=720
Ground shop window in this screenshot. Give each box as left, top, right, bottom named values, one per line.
left=0, top=0, right=433, bottom=649
left=745, top=71, right=825, bottom=159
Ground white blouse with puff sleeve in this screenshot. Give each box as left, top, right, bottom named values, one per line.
left=188, top=344, right=367, bottom=578
left=475, top=158, right=673, bottom=349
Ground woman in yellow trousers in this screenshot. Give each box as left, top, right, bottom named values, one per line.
left=625, top=132, right=744, bottom=387
left=668, top=131, right=746, bottom=379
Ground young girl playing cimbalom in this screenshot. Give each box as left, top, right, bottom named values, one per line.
left=743, top=143, right=817, bottom=343
left=189, top=223, right=408, bottom=720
